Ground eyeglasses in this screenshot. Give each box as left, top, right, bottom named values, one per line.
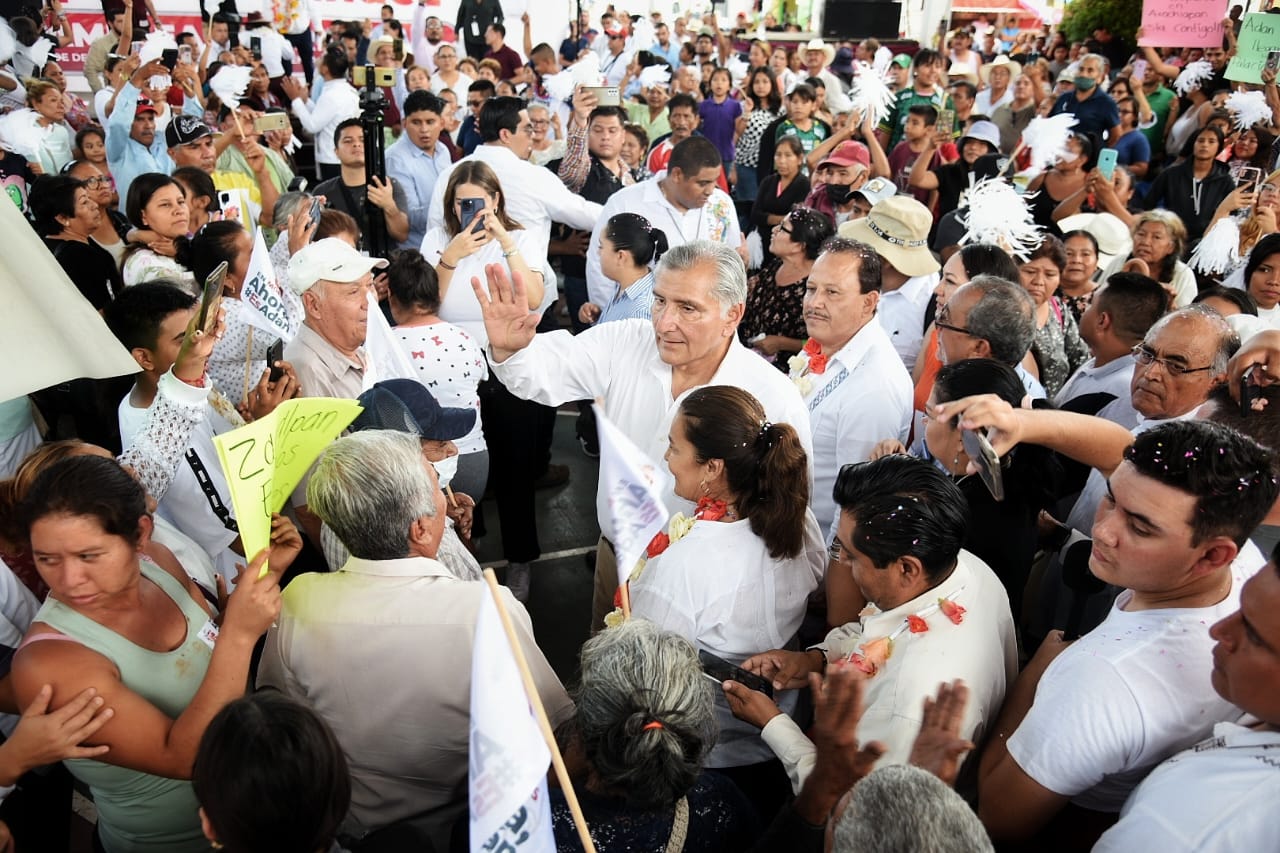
left=1132, top=344, right=1214, bottom=377
left=80, top=175, right=109, bottom=188
left=935, top=308, right=977, bottom=337
left=774, top=222, right=793, bottom=234
left=529, top=118, right=549, bottom=126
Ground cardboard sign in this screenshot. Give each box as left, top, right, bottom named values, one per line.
left=1226, top=13, right=1280, bottom=84
left=1139, top=0, right=1225, bottom=48
left=213, top=398, right=361, bottom=564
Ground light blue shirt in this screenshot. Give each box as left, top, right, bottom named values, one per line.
left=106, top=82, right=202, bottom=213
left=384, top=133, right=454, bottom=251
left=596, top=271, right=655, bottom=325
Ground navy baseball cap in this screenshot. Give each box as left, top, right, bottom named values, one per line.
left=353, top=379, right=476, bottom=440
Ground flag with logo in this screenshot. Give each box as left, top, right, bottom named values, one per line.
left=469, top=591, right=556, bottom=853
left=239, top=227, right=295, bottom=341
left=594, top=403, right=671, bottom=589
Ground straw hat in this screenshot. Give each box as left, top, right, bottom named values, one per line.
left=839, top=196, right=940, bottom=277
left=802, top=38, right=836, bottom=66
left=979, top=55, right=1022, bottom=84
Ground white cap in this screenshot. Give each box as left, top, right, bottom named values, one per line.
left=287, top=238, right=388, bottom=296
left=1058, top=212, right=1133, bottom=270
left=853, top=176, right=897, bottom=206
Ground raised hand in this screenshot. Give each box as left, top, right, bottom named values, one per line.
left=907, top=679, right=973, bottom=786
left=470, top=263, right=541, bottom=363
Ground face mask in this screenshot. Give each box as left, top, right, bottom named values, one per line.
left=433, top=453, right=458, bottom=490
left=826, top=182, right=854, bottom=206
left=1073, top=75, right=1096, bottom=91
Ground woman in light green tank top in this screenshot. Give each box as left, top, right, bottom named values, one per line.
left=10, top=456, right=298, bottom=853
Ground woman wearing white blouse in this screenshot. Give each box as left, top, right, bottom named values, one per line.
left=629, top=385, right=825, bottom=811
left=419, top=161, right=548, bottom=601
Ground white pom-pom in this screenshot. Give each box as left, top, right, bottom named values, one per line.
left=25, top=38, right=51, bottom=70
left=1189, top=217, right=1241, bottom=275
left=638, top=64, right=670, bottom=90
left=0, top=109, right=44, bottom=159
left=0, top=19, right=15, bottom=65
left=209, top=65, right=252, bottom=109
left=542, top=68, right=577, bottom=102
left=1174, top=59, right=1214, bottom=96
left=725, top=55, right=750, bottom=87
left=959, top=177, right=1042, bottom=260
left=570, top=52, right=603, bottom=87
left=1226, top=90, right=1271, bottom=132
left=849, top=62, right=895, bottom=128
left=1019, top=113, right=1078, bottom=173
left=138, top=31, right=178, bottom=65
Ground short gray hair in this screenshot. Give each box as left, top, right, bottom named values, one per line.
left=574, top=619, right=717, bottom=809
left=655, top=240, right=747, bottom=316
left=1146, top=305, right=1240, bottom=375
left=306, top=431, right=436, bottom=561
left=272, top=191, right=312, bottom=231
left=832, top=765, right=994, bottom=853
left=961, top=275, right=1036, bottom=366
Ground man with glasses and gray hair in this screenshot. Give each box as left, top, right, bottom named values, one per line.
left=473, top=239, right=811, bottom=628
left=934, top=274, right=1045, bottom=399
left=258, top=428, right=572, bottom=847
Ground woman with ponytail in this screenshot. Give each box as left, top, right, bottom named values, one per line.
left=629, top=385, right=824, bottom=818
left=578, top=212, right=669, bottom=326
left=556, top=618, right=759, bottom=850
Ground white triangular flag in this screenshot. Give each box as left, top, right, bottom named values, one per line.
left=595, top=403, right=671, bottom=589
left=469, top=591, right=556, bottom=853
left=361, top=290, right=416, bottom=390
left=238, top=228, right=294, bottom=341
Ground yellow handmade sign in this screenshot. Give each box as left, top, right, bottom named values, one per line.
left=213, top=398, right=362, bottom=569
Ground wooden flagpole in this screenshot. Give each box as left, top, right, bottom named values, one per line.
left=481, top=569, right=596, bottom=853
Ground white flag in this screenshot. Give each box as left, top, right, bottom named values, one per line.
left=361, top=291, right=417, bottom=390
left=469, top=591, right=556, bottom=853
left=239, top=228, right=294, bottom=342
left=595, top=403, right=671, bottom=589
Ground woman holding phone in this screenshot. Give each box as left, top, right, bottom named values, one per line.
left=418, top=161, right=548, bottom=601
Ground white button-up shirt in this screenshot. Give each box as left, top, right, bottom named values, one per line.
left=291, top=79, right=360, bottom=167
left=805, top=317, right=913, bottom=536
left=876, top=273, right=938, bottom=370
left=490, top=319, right=813, bottom=525
left=385, top=135, right=454, bottom=251
left=258, top=554, right=573, bottom=838
left=761, top=549, right=1017, bottom=790
left=587, top=173, right=743, bottom=308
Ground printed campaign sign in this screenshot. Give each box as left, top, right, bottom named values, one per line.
left=595, top=404, right=670, bottom=590
left=1138, top=0, right=1225, bottom=48
left=1226, top=13, right=1280, bottom=84
left=213, top=397, right=361, bottom=564
left=239, top=227, right=295, bottom=341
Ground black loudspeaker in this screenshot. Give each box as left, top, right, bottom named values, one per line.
left=822, top=0, right=902, bottom=40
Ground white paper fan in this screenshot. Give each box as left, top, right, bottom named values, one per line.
left=1019, top=113, right=1078, bottom=173
left=725, top=54, right=750, bottom=87
left=570, top=51, right=602, bottom=86
left=0, top=108, right=43, bottom=159
left=138, top=31, right=178, bottom=65
left=1226, top=90, right=1271, bottom=132
left=209, top=65, right=252, bottom=110
left=638, top=64, right=670, bottom=90
left=849, top=62, right=895, bottom=128
left=1189, top=217, right=1241, bottom=275
left=542, top=68, right=577, bottom=102
left=1174, top=59, right=1214, bottom=96
left=959, top=177, right=1042, bottom=260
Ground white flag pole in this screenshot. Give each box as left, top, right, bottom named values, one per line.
left=481, top=569, right=597, bottom=853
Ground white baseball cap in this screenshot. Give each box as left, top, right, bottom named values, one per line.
left=288, top=238, right=388, bottom=296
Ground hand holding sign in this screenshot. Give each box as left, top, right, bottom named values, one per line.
left=213, top=398, right=362, bottom=575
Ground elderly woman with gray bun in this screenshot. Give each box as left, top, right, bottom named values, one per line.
left=554, top=618, right=760, bottom=851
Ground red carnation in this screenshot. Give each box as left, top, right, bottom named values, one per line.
left=907, top=614, right=929, bottom=634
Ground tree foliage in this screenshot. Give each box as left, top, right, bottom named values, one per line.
left=1059, top=0, right=1142, bottom=46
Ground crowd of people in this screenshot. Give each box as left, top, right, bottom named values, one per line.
left=2, top=1, right=1280, bottom=851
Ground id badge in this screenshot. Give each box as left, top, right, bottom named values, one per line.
left=197, top=620, right=220, bottom=649
left=470, top=20, right=480, bottom=37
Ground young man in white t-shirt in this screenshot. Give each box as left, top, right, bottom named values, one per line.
left=976, top=419, right=1279, bottom=848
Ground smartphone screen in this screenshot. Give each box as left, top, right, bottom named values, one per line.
left=937, top=108, right=955, bottom=138
left=458, top=197, right=484, bottom=231
left=393, top=38, right=404, bottom=60
left=308, top=196, right=323, bottom=229
left=1237, top=166, right=1263, bottom=192
left=250, top=36, right=262, bottom=60
left=1132, top=58, right=1148, bottom=81
left=1267, top=50, right=1280, bottom=73
left=161, top=48, right=178, bottom=71
left=1097, top=148, right=1118, bottom=180
left=178, top=45, right=193, bottom=64
left=197, top=262, right=228, bottom=335
left=698, top=650, right=774, bottom=696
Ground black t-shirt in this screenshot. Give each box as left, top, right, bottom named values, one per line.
left=46, top=237, right=122, bottom=311
left=313, top=174, right=408, bottom=252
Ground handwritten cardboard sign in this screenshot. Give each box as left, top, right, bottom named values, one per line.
left=1139, top=0, right=1225, bottom=48
left=1225, top=13, right=1280, bottom=84
left=213, top=398, right=361, bottom=564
